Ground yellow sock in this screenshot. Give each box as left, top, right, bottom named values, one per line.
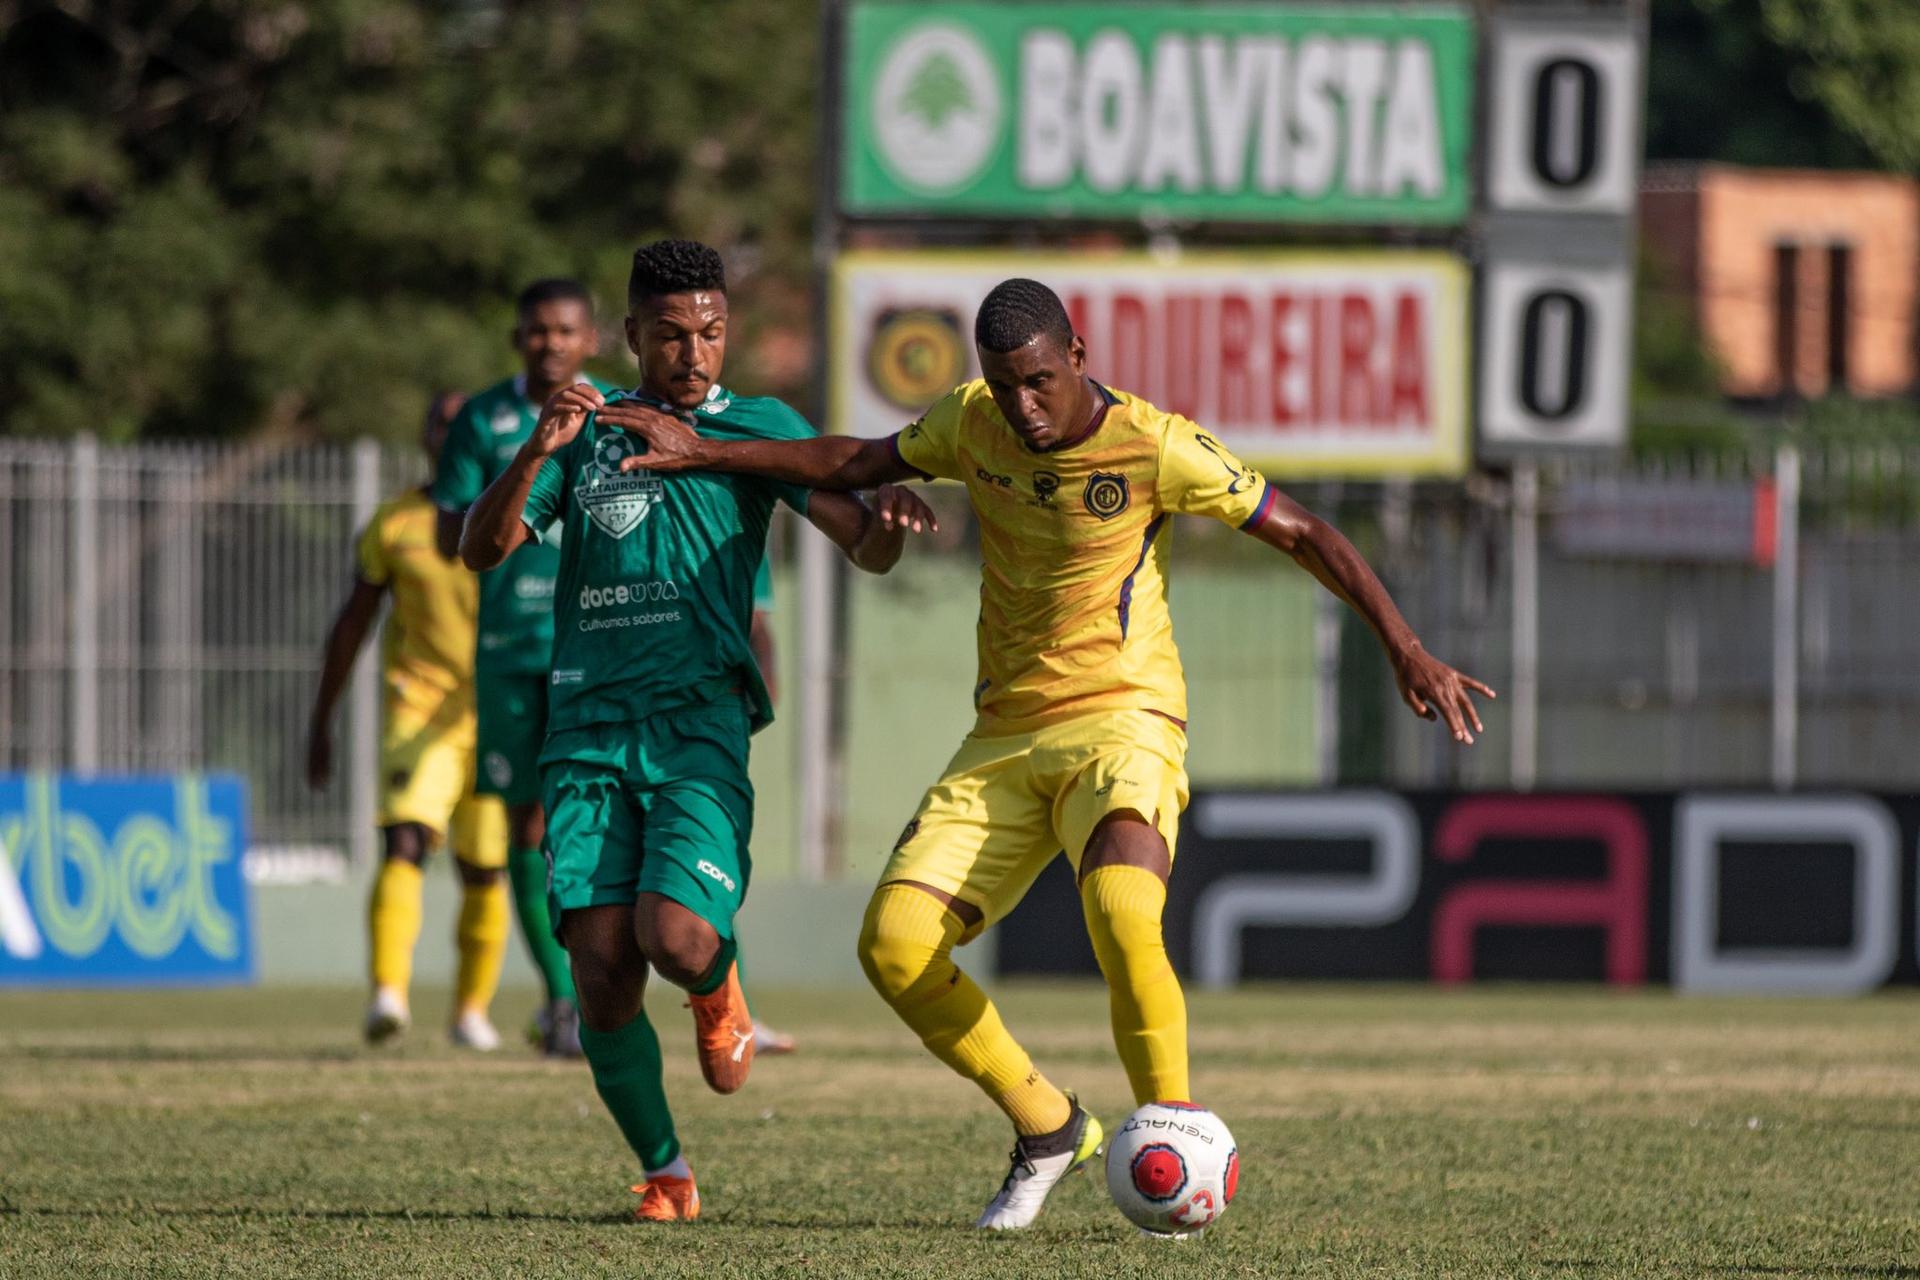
left=859, top=883, right=1072, bottom=1136
left=368, top=858, right=424, bottom=996
left=1080, top=864, right=1189, bottom=1104
left=453, top=866, right=509, bottom=1016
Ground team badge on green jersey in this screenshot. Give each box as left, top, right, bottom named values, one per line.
left=578, top=431, right=664, bottom=539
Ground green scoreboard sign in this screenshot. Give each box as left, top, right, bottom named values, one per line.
left=840, top=2, right=1475, bottom=224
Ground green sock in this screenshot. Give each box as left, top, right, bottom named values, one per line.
left=507, top=845, right=576, bottom=1003
left=580, top=1012, right=679, bottom=1172
left=685, top=933, right=738, bottom=997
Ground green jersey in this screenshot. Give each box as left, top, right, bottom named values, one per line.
left=432, top=373, right=621, bottom=675
left=520, top=384, right=813, bottom=737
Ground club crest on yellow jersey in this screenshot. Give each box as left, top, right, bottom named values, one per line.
left=1083, top=472, right=1131, bottom=520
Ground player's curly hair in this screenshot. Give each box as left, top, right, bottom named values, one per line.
left=974, top=278, right=1074, bottom=354
left=516, top=278, right=594, bottom=318
left=628, top=239, right=728, bottom=307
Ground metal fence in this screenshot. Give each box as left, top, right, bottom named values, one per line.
left=4, top=436, right=1916, bottom=874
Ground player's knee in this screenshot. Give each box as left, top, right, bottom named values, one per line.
left=567, top=944, right=644, bottom=1031
left=452, top=858, right=502, bottom=888
left=381, top=824, right=431, bottom=865
left=1081, top=865, right=1172, bottom=971
left=857, top=887, right=948, bottom=1004
left=507, top=803, right=545, bottom=849
left=635, top=900, right=720, bottom=989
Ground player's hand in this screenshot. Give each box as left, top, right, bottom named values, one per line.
left=529, top=384, right=605, bottom=457
left=305, top=725, right=333, bottom=790
left=1391, top=643, right=1496, bottom=745
left=598, top=400, right=706, bottom=473
left=873, top=483, right=938, bottom=534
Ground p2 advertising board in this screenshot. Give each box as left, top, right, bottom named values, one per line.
left=0, top=773, right=254, bottom=987
left=835, top=249, right=1470, bottom=478
left=998, top=789, right=1920, bottom=994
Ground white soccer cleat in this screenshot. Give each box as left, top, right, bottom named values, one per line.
left=975, top=1097, right=1104, bottom=1231
left=363, top=987, right=410, bottom=1044
left=450, top=1009, right=502, bottom=1052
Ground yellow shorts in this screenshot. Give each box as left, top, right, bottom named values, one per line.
left=879, top=709, right=1190, bottom=932
left=378, top=699, right=508, bottom=870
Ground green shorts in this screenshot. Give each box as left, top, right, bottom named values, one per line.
left=538, top=698, right=753, bottom=937
left=476, top=671, right=547, bottom=808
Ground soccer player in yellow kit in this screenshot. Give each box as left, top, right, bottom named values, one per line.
left=307, top=392, right=512, bottom=1048
left=599, top=279, right=1494, bottom=1227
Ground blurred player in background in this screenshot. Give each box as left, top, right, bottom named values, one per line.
left=432, top=280, right=620, bottom=1058
left=459, top=239, right=931, bottom=1221
left=603, top=277, right=1494, bottom=1229
left=306, top=391, right=511, bottom=1050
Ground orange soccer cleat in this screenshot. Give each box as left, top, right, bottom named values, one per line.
left=631, top=1171, right=701, bottom=1223
left=686, top=961, right=755, bottom=1094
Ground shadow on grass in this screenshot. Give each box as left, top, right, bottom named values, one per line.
left=0, top=1203, right=974, bottom=1232
left=3, top=1045, right=363, bottom=1065
left=1704, top=1269, right=1920, bottom=1278
left=0, top=1203, right=627, bottom=1227
left=1545, top=1262, right=1920, bottom=1278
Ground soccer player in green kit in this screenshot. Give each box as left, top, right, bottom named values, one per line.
left=460, top=240, right=935, bottom=1221
left=433, top=279, right=619, bottom=1056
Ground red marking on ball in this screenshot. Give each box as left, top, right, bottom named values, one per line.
left=1130, top=1144, right=1187, bottom=1201
left=1224, top=1148, right=1240, bottom=1203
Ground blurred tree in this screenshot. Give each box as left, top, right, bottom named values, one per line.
left=1756, top=0, right=1920, bottom=173
left=1648, top=0, right=1920, bottom=174
left=0, top=0, right=819, bottom=442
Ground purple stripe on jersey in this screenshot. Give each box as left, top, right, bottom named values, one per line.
left=1118, top=514, right=1169, bottom=639
left=1238, top=481, right=1279, bottom=531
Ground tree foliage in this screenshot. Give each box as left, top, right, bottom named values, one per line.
left=0, top=0, right=819, bottom=442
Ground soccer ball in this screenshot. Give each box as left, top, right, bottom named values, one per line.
left=1104, top=1102, right=1239, bottom=1237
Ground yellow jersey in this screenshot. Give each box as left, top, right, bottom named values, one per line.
left=894, top=379, right=1275, bottom=734
left=355, top=488, right=479, bottom=717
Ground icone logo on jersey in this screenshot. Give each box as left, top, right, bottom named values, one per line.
left=578, top=579, right=681, bottom=610
left=513, top=577, right=555, bottom=601
left=696, top=860, right=736, bottom=893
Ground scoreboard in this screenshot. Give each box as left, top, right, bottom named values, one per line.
left=827, top=1, right=1646, bottom=474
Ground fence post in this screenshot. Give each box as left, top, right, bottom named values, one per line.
left=348, top=439, right=382, bottom=868
left=69, top=433, right=99, bottom=774
left=1770, top=443, right=1801, bottom=790
left=796, top=531, right=836, bottom=882
left=1510, top=461, right=1540, bottom=791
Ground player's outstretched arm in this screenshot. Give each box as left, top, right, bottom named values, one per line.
left=1247, top=490, right=1495, bottom=745
left=595, top=400, right=917, bottom=491
left=460, top=384, right=602, bottom=570
left=805, top=486, right=939, bottom=575
left=306, top=579, right=385, bottom=789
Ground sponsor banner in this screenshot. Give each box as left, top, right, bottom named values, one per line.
left=1553, top=477, right=1776, bottom=565
left=0, top=774, right=254, bottom=987
left=834, top=249, right=1470, bottom=478
left=996, top=790, right=1920, bottom=993
left=841, top=2, right=1475, bottom=224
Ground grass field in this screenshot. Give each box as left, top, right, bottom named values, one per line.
left=2, top=983, right=1916, bottom=1278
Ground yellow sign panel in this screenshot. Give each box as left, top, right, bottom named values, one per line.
left=832, top=248, right=1470, bottom=479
